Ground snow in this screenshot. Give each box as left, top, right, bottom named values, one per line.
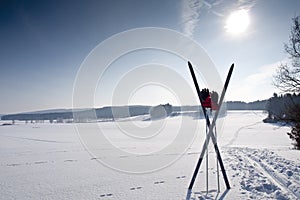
left=0, top=111, right=299, bottom=199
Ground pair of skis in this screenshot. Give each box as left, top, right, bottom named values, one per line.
left=187, top=61, right=234, bottom=191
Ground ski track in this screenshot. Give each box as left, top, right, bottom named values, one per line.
left=224, top=121, right=261, bottom=147
left=227, top=147, right=300, bottom=199
left=243, top=148, right=300, bottom=198
left=0, top=134, right=70, bottom=143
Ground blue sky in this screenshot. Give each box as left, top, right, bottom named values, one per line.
left=0, top=0, right=299, bottom=114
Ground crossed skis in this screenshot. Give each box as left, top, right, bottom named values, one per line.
left=187, top=61, right=234, bottom=191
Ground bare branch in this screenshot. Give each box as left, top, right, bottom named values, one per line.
left=274, top=16, right=300, bottom=93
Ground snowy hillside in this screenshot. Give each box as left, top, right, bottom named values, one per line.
left=0, top=111, right=299, bottom=199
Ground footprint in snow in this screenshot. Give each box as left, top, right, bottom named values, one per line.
left=100, top=193, right=113, bottom=197
left=176, top=175, right=186, bottom=179
left=64, top=159, right=77, bottom=162
left=119, top=155, right=128, bottom=158
left=7, top=163, right=21, bottom=167
left=34, top=161, right=48, bottom=164
left=154, top=181, right=165, bottom=185
left=130, top=186, right=142, bottom=190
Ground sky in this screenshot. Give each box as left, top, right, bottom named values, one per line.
left=0, top=0, right=300, bottom=114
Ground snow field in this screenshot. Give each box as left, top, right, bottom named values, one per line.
left=0, top=111, right=299, bottom=199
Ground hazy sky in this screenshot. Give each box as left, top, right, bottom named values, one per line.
left=1, top=0, right=300, bottom=114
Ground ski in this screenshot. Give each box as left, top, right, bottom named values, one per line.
left=187, top=61, right=234, bottom=191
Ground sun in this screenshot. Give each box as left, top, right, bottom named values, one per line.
left=225, top=9, right=250, bottom=35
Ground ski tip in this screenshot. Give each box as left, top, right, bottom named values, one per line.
left=229, top=63, right=234, bottom=73
left=188, top=61, right=192, bottom=66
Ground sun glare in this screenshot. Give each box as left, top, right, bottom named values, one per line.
left=225, top=9, right=250, bottom=35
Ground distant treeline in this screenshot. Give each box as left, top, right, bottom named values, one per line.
left=226, top=100, right=268, bottom=110
left=264, top=93, right=300, bottom=122
left=1, top=101, right=268, bottom=121
left=1, top=106, right=151, bottom=121
left=1, top=112, right=73, bottom=121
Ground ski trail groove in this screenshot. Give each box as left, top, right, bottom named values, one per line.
left=239, top=150, right=299, bottom=199
left=224, top=122, right=261, bottom=147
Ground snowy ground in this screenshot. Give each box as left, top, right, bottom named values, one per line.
left=0, top=111, right=299, bottom=199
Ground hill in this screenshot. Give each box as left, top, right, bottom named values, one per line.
left=1, top=101, right=268, bottom=121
